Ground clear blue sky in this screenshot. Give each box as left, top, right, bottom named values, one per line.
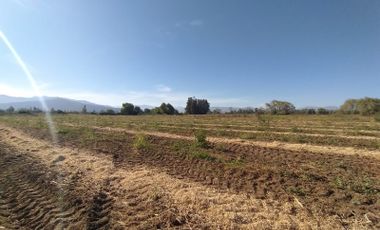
left=0, top=0, right=379, bottom=107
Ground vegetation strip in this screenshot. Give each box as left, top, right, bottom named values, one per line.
left=60, top=122, right=380, bottom=159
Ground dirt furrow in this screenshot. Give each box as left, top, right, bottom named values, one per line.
left=0, top=124, right=378, bottom=229
left=63, top=123, right=380, bottom=159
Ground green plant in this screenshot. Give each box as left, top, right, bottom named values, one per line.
left=291, top=126, right=302, bottom=133
left=334, top=177, right=346, bottom=190
left=57, top=127, right=70, bottom=135
left=256, top=113, right=271, bottom=128
left=288, top=186, right=306, bottom=196
left=225, top=158, right=245, bottom=168
left=133, top=134, right=150, bottom=150
left=191, top=151, right=216, bottom=161
left=351, top=177, right=379, bottom=195
left=194, top=130, right=208, bottom=148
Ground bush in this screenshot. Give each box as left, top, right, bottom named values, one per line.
left=194, top=130, right=208, bottom=148
left=256, top=113, right=271, bottom=128
left=133, top=134, right=149, bottom=150
left=265, top=100, right=295, bottom=115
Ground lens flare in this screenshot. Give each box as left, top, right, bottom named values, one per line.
left=0, top=30, right=58, bottom=145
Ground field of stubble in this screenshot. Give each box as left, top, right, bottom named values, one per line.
left=0, top=114, right=379, bottom=229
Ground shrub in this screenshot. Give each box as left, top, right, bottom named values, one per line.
left=334, top=177, right=346, bottom=190
left=256, top=113, right=271, bottom=128
left=133, top=134, right=149, bottom=150
left=351, top=177, right=378, bottom=195
left=265, top=100, right=296, bottom=115
left=194, top=130, right=208, bottom=148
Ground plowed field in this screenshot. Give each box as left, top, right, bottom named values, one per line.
left=0, top=114, right=379, bottom=229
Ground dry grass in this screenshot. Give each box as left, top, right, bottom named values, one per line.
left=0, top=114, right=379, bottom=229
left=0, top=124, right=374, bottom=229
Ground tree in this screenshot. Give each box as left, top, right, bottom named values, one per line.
left=6, top=106, right=15, bottom=113
left=159, top=103, right=169, bottom=114
left=340, top=99, right=359, bottom=114
left=166, top=103, right=177, bottom=114
left=158, top=103, right=177, bottom=115
left=340, top=97, right=380, bottom=115
left=265, top=100, right=295, bottom=115
left=81, top=105, right=87, bottom=114
left=120, top=102, right=144, bottom=115
left=99, top=109, right=116, bottom=115
left=133, top=106, right=143, bottom=115
left=185, top=97, right=210, bottom=114
left=121, top=103, right=135, bottom=115
left=212, top=109, right=221, bottom=114
left=317, top=108, right=329, bottom=115
left=147, top=103, right=178, bottom=115
left=143, top=108, right=151, bottom=114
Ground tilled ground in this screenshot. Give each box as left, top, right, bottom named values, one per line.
left=0, top=146, right=116, bottom=229
left=0, top=124, right=379, bottom=229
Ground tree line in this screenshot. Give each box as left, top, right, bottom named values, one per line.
left=1, top=97, right=379, bottom=116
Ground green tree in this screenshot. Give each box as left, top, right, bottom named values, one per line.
left=133, top=106, right=143, bottom=115
left=121, top=102, right=135, bottom=115
left=265, top=100, right=295, bottom=115
left=340, top=99, right=359, bottom=114
left=143, top=108, right=151, bottom=114
left=81, top=105, right=87, bottom=114
left=185, top=97, right=210, bottom=114
left=99, top=109, right=116, bottom=115
left=317, top=108, right=329, bottom=114
left=340, top=97, right=380, bottom=115
left=6, top=106, right=15, bottom=113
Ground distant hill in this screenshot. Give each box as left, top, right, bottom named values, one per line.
left=0, top=95, right=36, bottom=104
left=0, top=95, right=119, bottom=112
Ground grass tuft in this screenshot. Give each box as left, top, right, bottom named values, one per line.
left=191, top=151, right=216, bottom=161
left=133, top=133, right=150, bottom=150
left=194, top=130, right=209, bottom=148
left=288, top=186, right=306, bottom=196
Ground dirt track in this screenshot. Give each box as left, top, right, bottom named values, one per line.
left=0, top=124, right=379, bottom=229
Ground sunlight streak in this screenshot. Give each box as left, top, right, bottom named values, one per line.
left=0, top=30, right=58, bottom=145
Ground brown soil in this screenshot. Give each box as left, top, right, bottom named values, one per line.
left=0, top=124, right=379, bottom=229
left=67, top=123, right=380, bottom=159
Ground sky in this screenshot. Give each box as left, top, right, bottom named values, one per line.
left=0, top=0, right=379, bottom=108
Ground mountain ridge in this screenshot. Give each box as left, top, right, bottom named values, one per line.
left=0, top=95, right=119, bottom=112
